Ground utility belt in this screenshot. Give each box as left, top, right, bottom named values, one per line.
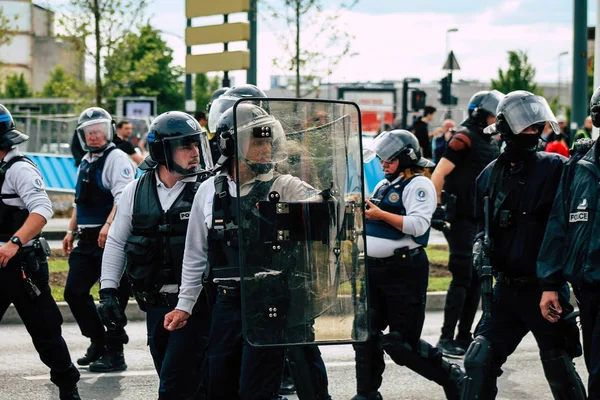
left=76, top=227, right=102, bottom=241
left=496, top=272, right=538, bottom=287
left=366, top=247, right=424, bottom=267
left=133, top=291, right=179, bottom=310
left=496, top=210, right=543, bottom=229
left=15, top=238, right=51, bottom=300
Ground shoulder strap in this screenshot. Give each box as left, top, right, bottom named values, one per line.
left=132, top=171, right=155, bottom=215
left=0, top=156, right=37, bottom=199
left=212, top=173, right=232, bottom=229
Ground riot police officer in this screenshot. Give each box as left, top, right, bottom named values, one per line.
left=165, top=103, right=314, bottom=400
left=538, top=86, right=600, bottom=398
left=98, top=111, right=214, bottom=398
left=63, top=107, right=135, bottom=372
left=431, top=90, right=503, bottom=356
left=460, top=91, right=586, bottom=399
left=355, top=130, right=464, bottom=400
left=0, top=105, right=81, bottom=399
left=205, top=87, right=230, bottom=162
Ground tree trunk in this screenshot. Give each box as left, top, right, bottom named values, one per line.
left=94, top=0, right=102, bottom=106
left=295, top=0, right=300, bottom=98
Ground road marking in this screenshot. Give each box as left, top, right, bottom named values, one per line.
left=23, top=370, right=157, bottom=381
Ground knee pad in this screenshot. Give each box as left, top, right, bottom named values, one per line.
left=464, top=336, right=493, bottom=372
left=459, top=336, right=496, bottom=400
left=540, top=349, right=587, bottom=400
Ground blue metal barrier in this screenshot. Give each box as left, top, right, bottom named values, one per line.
left=25, top=153, right=78, bottom=193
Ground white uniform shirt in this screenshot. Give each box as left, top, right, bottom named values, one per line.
left=366, top=175, right=436, bottom=258
left=100, top=171, right=198, bottom=293
left=77, top=143, right=135, bottom=228
left=176, top=171, right=317, bottom=314
left=0, top=148, right=53, bottom=246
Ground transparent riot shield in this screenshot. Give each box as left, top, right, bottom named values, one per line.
left=233, top=98, right=368, bottom=346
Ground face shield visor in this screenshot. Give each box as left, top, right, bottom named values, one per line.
left=209, top=95, right=269, bottom=133
left=162, top=132, right=213, bottom=176
left=484, top=95, right=559, bottom=135
left=236, top=114, right=287, bottom=173
left=77, top=119, right=113, bottom=152
left=478, top=90, right=504, bottom=116
left=363, top=131, right=401, bottom=163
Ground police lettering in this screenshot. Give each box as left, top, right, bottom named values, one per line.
left=569, top=212, right=589, bottom=222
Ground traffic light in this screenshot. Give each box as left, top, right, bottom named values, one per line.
left=439, top=75, right=458, bottom=105
left=411, top=90, right=426, bottom=111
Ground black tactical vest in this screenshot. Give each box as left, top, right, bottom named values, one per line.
left=208, top=173, right=277, bottom=279
left=0, top=156, right=38, bottom=241
left=443, top=127, right=500, bottom=218
left=125, top=171, right=202, bottom=294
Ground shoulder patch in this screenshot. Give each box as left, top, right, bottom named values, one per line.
left=449, top=133, right=472, bottom=151
left=32, top=177, right=45, bottom=191
left=121, top=167, right=133, bottom=178
left=416, top=188, right=428, bottom=202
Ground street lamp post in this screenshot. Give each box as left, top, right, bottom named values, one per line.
left=558, top=51, right=568, bottom=108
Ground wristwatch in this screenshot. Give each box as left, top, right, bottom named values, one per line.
left=9, top=236, right=22, bottom=248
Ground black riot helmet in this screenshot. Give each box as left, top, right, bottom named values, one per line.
left=463, top=90, right=504, bottom=129
left=76, top=107, right=115, bottom=152
left=146, top=111, right=214, bottom=176
left=216, top=103, right=286, bottom=174
left=590, top=86, right=600, bottom=127
left=208, top=84, right=268, bottom=132
left=364, top=129, right=435, bottom=180
left=484, top=90, right=559, bottom=161
left=0, top=104, right=28, bottom=149
left=206, top=87, right=229, bottom=113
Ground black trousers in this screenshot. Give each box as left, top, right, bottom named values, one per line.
left=64, top=238, right=130, bottom=345
left=0, top=255, right=79, bottom=389
left=441, top=216, right=481, bottom=341
left=577, top=287, right=600, bottom=399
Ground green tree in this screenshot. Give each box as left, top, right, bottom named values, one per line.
left=40, top=66, right=80, bottom=98
left=56, top=0, right=147, bottom=106
left=194, top=73, right=220, bottom=113
left=264, top=0, right=358, bottom=98
left=491, top=50, right=542, bottom=95
left=103, top=24, right=184, bottom=114
left=0, top=6, right=13, bottom=48
left=3, top=73, right=32, bottom=98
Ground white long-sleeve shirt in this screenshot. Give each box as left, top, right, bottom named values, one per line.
left=366, top=175, right=436, bottom=258
left=0, top=148, right=53, bottom=246
left=176, top=171, right=317, bottom=314
left=100, top=171, right=197, bottom=292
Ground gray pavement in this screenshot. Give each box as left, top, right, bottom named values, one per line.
left=0, top=311, right=588, bottom=399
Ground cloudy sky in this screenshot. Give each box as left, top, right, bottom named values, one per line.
left=50, top=0, right=598, bottom=88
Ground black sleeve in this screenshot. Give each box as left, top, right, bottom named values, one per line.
left=442, top=132, right=472, bottom=166
left=116, top=141, right=136, bottom=155
left=537, top=159, right=570, bottom=290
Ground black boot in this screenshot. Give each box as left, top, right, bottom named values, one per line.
left=59, top=384, right=81, bottom=400
left=88, top=345, right=127, bottom=372
left=437, top=338, right=466, bottom=357
left=76, top=340, right=105, bottom=366
left=350, top=393, right=383, bottom=400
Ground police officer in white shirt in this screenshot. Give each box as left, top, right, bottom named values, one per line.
left=0, top=104, right=81, bottom=399
left=98, top=111, right=214, bottom=398
left=352, top=130, right=463, bottom=400
left=62, top=107, right=134, bottom=373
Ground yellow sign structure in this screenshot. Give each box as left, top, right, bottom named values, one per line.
left=186, top=0, right=250, bottom=18
left=185, top=0, right=252, bottom=74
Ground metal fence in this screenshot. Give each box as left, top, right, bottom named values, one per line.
left=11, top=114, right=153, bottom=154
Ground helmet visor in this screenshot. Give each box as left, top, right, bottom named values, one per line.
left=162, top=132, right=213, bottom=176
left=236, top=114, right=287, bottom=165
left=363, top=131, right=403, bottom=163
left=486, top=95, right=559, bottom=135
left=76, top=119, right=113, bottom=151
left=208, top=95, right=239, bottom=133
left=478, top=90, right=504, bottom=116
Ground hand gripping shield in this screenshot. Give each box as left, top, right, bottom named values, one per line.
left=233, top=98, right=369, bottom=346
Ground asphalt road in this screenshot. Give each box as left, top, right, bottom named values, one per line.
left=0, top=310, right=588, bottom=400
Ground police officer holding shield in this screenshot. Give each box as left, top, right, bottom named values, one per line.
left=538, top=86, right=600, bottom=398
left=0, top=104, right=81, bottom=399
left=63, top=107, right=135, bottom=372
left=431, top=90, right=503, bottom=356
left=354, top=130, right=464, bottom=400
left=98, top=111, right=213, bottom=398
left=460, top=91, right=586, bottom=399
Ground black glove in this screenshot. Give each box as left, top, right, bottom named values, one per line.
left=98, top=288, right=127, bottom=330
left=431, top=204, right=446, bottom=231
left=472, top=238, right=484, bottom=277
